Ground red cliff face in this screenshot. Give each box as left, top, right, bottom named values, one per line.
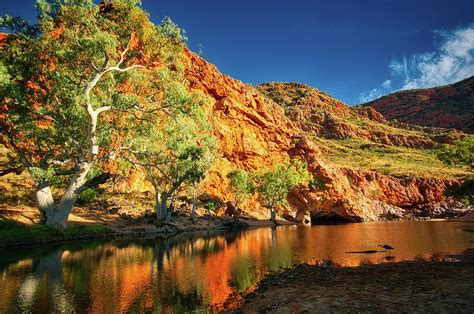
left=183, top=50, right=304, bottom=217
left=363, top=76, right=474, bottom=133
left=0, top=33, right=6, bottom=46
left=257, top=82, right=450, bottom=149
left=182, top=51, right=470, bottom=222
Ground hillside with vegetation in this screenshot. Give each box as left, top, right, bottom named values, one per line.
left=257, top=82, right=471, bottom=179
left=0, top=1, right=472, bottom=240
left=361, top=76, right=474, bottom=133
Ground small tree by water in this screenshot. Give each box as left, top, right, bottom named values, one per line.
left=122, top=97, right=217, bottom=223
left=227, top=169, right=255, bottom=211
left=255, top=160, right=311, bottom=224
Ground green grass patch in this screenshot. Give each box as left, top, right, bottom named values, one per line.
left=316, top=138, right=472, bottom=179
left=0, top=218, right=112, bottom=247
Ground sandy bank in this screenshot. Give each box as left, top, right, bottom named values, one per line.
left=225, top=249, right=474, bottom=312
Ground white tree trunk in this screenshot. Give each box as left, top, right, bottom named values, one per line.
left=36, top=182, right=59, bottom=224
left=155, top=192, right=169, bottom=222
left=35, top=163, right=90, bottom=228
left=270, top=207, right=277, bottom=224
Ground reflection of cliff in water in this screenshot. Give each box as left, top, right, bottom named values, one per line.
left=1, top=222, right=473, bottom=313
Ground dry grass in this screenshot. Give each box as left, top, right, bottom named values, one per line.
left=316, top=137, right=472, bottom=179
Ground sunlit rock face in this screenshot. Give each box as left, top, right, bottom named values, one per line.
left=0, top=33, right=6, bottom=46
left=0, top=29, right=468, bottom=222
left=362, top=76, right=474, bottom=134
left=181, top=50, right=468, bottom=222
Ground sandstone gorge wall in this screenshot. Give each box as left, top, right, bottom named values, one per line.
left=182, top=50, right=467, bottom=222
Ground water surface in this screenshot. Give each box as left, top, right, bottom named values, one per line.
left=1, top=221, right=473, bottom=312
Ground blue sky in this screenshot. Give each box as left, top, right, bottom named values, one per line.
left=1, top=0, right=473, bottom=104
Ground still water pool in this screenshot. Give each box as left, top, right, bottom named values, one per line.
left=1, top=221, right=473, bottom=312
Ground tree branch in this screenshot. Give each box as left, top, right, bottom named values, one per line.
left=82, top=172, right=111, bottom=189
left=0, top=165, right=23, bottom=177
left=117, top=35, right=133, bottom=68
left=96, top=105, right=112, bottom=114
left=119, top=154, right=173, bottom=184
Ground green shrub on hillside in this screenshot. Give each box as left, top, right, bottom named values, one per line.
left=437, top=137, right=473, bottom=168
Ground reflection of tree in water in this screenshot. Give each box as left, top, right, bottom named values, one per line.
left=14, top=250, right=76, bottom=313
left=154, top=285, right=205, bottom=312
left=229, top=253, right=259, bottom=291
left=32, top=252, right=62, bottom=279
left=154, top=238, right=170, bottom=271
left=3, top=227, right=295, bottom=312
left=149, top=230, right=246, bottom=310
left=229, top=227, right=294, bottom=292
left=152, top=230, right=242, bottom=269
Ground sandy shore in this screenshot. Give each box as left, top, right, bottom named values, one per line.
left=452, top=211, right=474, bottom=222
left=226, top=249, right=474, bottom=313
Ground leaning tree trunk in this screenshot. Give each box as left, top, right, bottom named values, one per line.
left=35, top=164, right=89, bottom=229
left=35, top=184, right=70, bottom=228
left=36, top=182, right=60, bottom=225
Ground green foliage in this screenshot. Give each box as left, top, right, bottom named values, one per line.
left=158, top=16, right=187, bottom=43
left=255, top=159, right=311, bottom=209
left=311, top=176, right=327, bottom=190
left=116, top=158, right=132, bottom=175
left=77, top=187, right=98, bottom=204
left=227, top=169, right=255, bottom=208
left=125, top=87, right=217, bottom=201
left=460, top=195, right=473, bottom=206
left=437, top=137, right=473, bottom=168
left=0, top=15, right=37, bottom=35
left=205, top=201, right=217, bottom=212
left=0, top=218, right=111, bottom=246
left=0, top=0, right=187, bottom=190
left=29, top=165, right=56, bottom=182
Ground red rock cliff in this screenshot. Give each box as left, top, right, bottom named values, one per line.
left=182, top=51, right=469, bottom=222
left=363, top=76, right=474, bottom=133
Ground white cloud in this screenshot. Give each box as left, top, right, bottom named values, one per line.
left=359, top=79, right=392, bottom=103
left=358, top=24, right=474, bottom=103
left=381, top=79, right=391, bottom=89
left=359, top=88, right=385, bottom=103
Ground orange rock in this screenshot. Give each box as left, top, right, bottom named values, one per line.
left=182, top=50, right=466, bottom=222
left=363, top=76, right=474, bottom=133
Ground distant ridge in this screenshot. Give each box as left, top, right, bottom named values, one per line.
left=362, top=76, right=474, bottom=133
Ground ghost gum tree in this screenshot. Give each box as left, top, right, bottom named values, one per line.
left=121, top=91, right=217, bottom=223
left=0, top=0, right=188, bottom=228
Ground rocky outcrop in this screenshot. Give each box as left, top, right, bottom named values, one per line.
left=180, top=52, right=472, bottom=223
left=363, top=76, right=474, bottom=133
left=257, top=82, right=457, bottom=149
left=183, top=50, right=302, bottom=217
left=290, top=160, right=462, bottom=223
left=407, top=200, right=472, bottom=220
left=0, top=33, right=6, bottom=46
